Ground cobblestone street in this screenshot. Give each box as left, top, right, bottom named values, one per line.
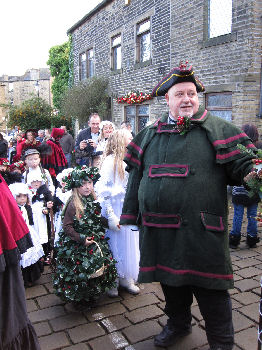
left=26, top=205, right=261, bottom=350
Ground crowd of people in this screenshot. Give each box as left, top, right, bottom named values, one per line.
left=1, top=62, right=261, bottom=350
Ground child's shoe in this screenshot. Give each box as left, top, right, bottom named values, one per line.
left=107, top=278, right=119, bottom=298
left=119, top=277, right=140, bottom=295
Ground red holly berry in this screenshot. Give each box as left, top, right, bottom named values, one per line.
left=76, top=261, right=80, bottom=265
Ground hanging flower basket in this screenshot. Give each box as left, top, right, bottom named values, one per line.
left=117, top=91, right=153, bottom=104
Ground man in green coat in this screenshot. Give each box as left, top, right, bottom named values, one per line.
left=120, top=62, right=255, bottom=350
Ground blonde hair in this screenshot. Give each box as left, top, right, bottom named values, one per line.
left=72, top=186, right=97, bottom=220
left=98, top=121, right=115, bottom=142
left=103, top=129, right=131, bottom=181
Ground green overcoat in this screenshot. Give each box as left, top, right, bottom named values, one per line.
left=120, top=106, right=255, bottom=290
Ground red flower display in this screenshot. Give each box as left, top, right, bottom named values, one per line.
left=117, top=91, right=153, bottom=105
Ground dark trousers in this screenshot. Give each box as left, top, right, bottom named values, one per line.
left=161, top=284, right=234, bottom=350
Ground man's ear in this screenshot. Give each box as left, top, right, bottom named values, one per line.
left=165, top=93, right=169, bottom=105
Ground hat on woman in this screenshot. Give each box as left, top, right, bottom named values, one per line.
left=63, top=165, right=100, bottom=190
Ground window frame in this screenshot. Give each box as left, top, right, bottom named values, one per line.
left=208, top=0, right=232, bottom=39
left=87, top=48, right=94, bottom=78
left=79, top=51, right=87, bottom=81
left=205, top=92, right=232, bottom=121
left=111, top=34, right=122, bottom=71
left=136, top=18, right=151, bottom=64
left=124, top=104, right=150, bottom=133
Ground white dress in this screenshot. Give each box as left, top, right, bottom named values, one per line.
left=20, top=206, right=44, bottom=268
left=54, top=188, right=72, bottom=244
left=95, top=155, right=140, bottom=281
left=29, top=190, right=49, bottom=244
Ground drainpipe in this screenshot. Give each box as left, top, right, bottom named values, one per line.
left=258, top=62, right=262, bottom=118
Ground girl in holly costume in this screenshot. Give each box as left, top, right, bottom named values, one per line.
left=52, top=165, right=117, bottom=308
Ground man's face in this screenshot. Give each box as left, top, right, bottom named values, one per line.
left=38, top=131, right=44, bottom=137
left=61, top=126, right=66, bottom=132
left=165, top=82, right=199, bottom=119
left=25, top=154, right=40, bottom=169
left=89, top=116, right=101, bottom=134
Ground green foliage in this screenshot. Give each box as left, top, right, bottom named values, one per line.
left=2, top=96, right=73, bottom=132
left=5, top=96, right=53, bottom=130
left=47, top=40, right=70, bottom=111
left=61, top=76, right=110, bottom=126
left=53, top=196, right=117, bottom=302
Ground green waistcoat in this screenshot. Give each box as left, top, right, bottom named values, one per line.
left=120, top=106, right=255, bottom=290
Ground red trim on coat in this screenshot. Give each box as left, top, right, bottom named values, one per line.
left=192, top=109, right=207, bottom=121
left=149, top=164, right=189, bottom=178
left=120, top=214, right=137, bottom=220
left=216, top=150, right=240, bottom=160
left=212, top=133, right=247, bottom=146
left=129, top=142, right=143, bottom=155
left=140, top=264, right=233, bottom=280
left=200, top=213, right=224, bottom=231
left=125, top=153, right=141, bottom=166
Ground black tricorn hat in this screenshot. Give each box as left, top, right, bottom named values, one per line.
left=152, top=61, right=205, bottom=97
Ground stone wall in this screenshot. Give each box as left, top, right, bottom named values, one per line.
left=69, top=0, right=262, bottom=130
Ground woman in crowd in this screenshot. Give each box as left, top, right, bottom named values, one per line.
left=14, top=129, right=41, bottom=161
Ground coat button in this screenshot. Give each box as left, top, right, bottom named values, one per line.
left=190, top=168, right=196, bottom=175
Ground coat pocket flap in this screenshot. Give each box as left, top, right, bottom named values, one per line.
left=143, top=212, right=181, bottom=228
left=201, top=212, right=225, bottom=232
left=149, top=164, right=189, bottom=178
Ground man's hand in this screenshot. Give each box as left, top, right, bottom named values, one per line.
left=88, top=139, right=97, bottom=149
left=80, top=140, right=88, bottom=150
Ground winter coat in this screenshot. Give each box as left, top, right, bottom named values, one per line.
left=120, top=106, right=255, bottom=290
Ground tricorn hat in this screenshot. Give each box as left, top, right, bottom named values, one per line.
left=152, top=61, right=205, bottom=97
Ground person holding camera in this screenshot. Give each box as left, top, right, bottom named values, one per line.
left=75, top=113, right=101, bottom=166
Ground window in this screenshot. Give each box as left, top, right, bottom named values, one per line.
left=79, top=52, right=87, bottom=81
left=136, top=18, right=151, bottom=63
left=205, top=92, right=232, bottom=121
left=87, top=48, right=94, bottom=78
left=208, top=0, right=232, bottom=38
left=125, top=105, right=149, bottom=133
left=111, top=34, right=122, bottom=70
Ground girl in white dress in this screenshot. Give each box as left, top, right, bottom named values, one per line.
left=9, top=182, right=44, bottom=286
left=26, top=169, right=53, bottom=263
left=53, top=168, right=73, bottom=245
left=95, top=129, right=140, bottom=296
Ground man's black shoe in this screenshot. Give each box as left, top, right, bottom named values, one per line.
left=154, top=324, right=192, bottom=347
left=229, top=234, right=241, bottom=249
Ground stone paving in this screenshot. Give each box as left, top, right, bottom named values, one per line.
left=26, top=206, right=262, bottom=350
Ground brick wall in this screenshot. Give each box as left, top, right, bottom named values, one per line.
left=70, top=0, right=262, bottom=131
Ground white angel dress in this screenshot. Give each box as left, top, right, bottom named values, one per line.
left=19, top=205, right=44, bottom=268
left=95, top=154, right=140, bottom=281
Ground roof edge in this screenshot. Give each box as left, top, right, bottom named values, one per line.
left=67, top=0, right=113, bottom=35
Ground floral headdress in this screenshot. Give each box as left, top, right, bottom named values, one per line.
left=63, top=165, right=100, bottom=190
left=0, top=158, right=10, bottom=166
left=10, top=161, right=25, bottom=173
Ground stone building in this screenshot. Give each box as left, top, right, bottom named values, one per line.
left=68, top=0, right=262, bottom=133
left=0, top=68, right=52, bottom=131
